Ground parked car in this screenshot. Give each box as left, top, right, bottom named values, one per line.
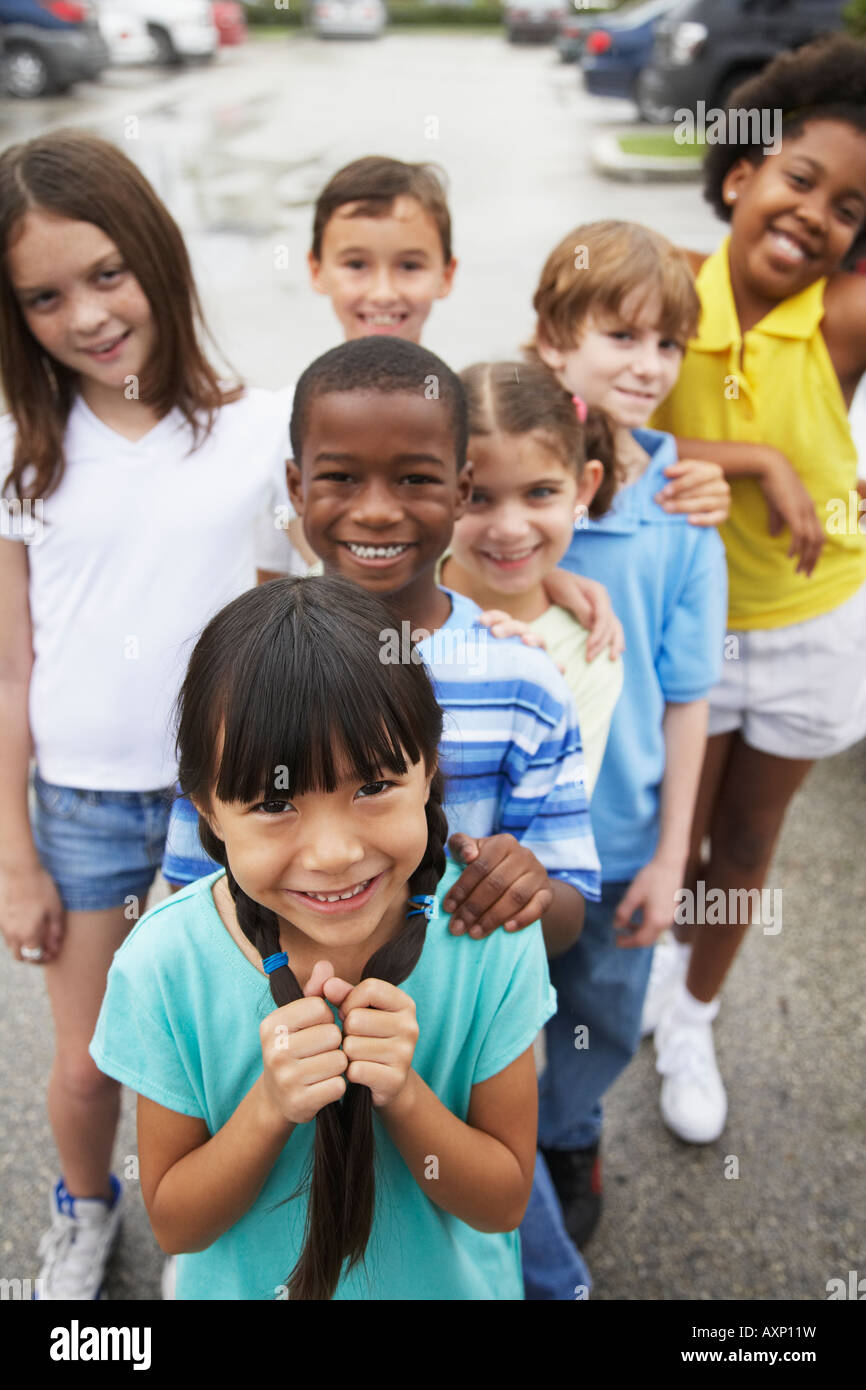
left=212, top=1, right=247, bottom=46
left=311, top=0, right=386, bottom=39
left=636, top=0, right=848, bottom=124
left=505, top=0, right=567, bottom=45
left=557, top=12, right=603, bottom=64
left=101, top=0, right=218, bottom=66
left=557, top=1, right=625, bottom=63
left=0, top=0, right=109, bottom=97
left=98, top=6, right=158, bottom=66
left=580, top=0, right=681, bottom=100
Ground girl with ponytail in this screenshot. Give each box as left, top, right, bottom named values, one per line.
left=90, top=575, right=554, bottom=1300
left=440, top=359, right=625, bottom=799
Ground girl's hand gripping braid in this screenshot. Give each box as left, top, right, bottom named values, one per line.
left=323, top=973, right=420, bottom=1112
left=260, top=960, right=349, bottom=1127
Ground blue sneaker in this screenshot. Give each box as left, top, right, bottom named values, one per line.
left=34, top=1175, right=124, bottom=1300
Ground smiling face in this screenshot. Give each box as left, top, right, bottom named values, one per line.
left=537, top=287, right=685, bottom=429
left=202, top=746, right=433, bottom=968
left=6, top=209, right=156, bottom=392
left=308, top=195, right=457, bottom=343
left=288, top=388, right=470, bottom=617
left=723, top=119, right=866, bottom=308
left=453, top=430, right=597, bottom=600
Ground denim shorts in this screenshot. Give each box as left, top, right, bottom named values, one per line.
left=31, top=769, right=174, bottom=913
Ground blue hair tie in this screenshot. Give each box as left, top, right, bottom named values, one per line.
left=406, top=894, right=436, bottom=923
left=262, top=951, right=289, bottom=975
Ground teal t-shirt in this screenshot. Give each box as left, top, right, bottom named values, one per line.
left=90, top=861, right=556, bottom=1300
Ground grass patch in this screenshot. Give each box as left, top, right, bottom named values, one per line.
left=617, top=132, right=705, bottom=159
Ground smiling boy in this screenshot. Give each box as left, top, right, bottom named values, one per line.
left=286, top=336, right=602, bottom=954
left=308, top=157, right=457, bottom=344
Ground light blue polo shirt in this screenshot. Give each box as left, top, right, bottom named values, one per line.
left=90, top=859, right=556, bottom=1300
left=562, top=429, right=727, bottom=881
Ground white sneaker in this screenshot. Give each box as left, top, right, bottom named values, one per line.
left=655, top=1001, right=727, bottom=1144
left=34, top=1176, right=124, bottom=1300
left=640, top=934, right=690, bottom=1039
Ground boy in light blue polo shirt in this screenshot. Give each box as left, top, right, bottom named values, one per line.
left=540, top=425, right=726, bottom=1149
left=520, top=218, right=728, bottom=1295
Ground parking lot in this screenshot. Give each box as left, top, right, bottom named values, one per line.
left=1, top=29, right=727, bottom=383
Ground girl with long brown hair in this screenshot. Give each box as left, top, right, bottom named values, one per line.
left=91, top=576, right=550, bottom=1300
left=0, top=130, right=302, bottom=1299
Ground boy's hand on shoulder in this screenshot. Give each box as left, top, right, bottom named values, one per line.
left=323, top=975, right=419, bottom=1112
left=443, top=833, right=553, bottom=939
left=542, top=571, right=625, bottom=661
left=478, top=610, right=547, bottom=649
left=613, top=859, right=683, bottom=949
left=477, top=610, right=566, bottom=673
left=656, top=459, right=731, bottom=527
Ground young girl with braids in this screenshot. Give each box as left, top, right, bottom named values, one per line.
left=90, top=575, right=554, bottom=1300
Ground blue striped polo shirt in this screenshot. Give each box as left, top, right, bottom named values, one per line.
left=162, top=587, right=600, bottom=903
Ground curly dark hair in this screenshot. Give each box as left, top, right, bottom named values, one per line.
left=703, top=34, right=866, bottom=260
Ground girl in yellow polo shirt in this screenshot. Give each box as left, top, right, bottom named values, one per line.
left=648, top=34, right=866, bottom=1144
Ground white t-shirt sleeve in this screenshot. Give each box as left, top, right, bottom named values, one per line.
left=252, top=383, right=306, bottom=576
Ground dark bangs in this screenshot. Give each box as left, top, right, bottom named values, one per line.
left=176, top=576, right=442, bottom=816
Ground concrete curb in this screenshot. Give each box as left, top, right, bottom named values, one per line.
left=591, top=131, right=702, bottom=182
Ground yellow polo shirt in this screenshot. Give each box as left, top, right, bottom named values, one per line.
left=652, top=238, right=866, bottom=630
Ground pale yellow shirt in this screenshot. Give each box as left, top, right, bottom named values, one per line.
left=529, top=604, right=623, bottom=799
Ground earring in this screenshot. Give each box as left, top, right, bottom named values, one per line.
left=727, top=191, right=737, bottom=204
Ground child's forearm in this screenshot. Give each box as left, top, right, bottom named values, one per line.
left=377, top=1070, right=530, bottom=1233
left=675, top=438, right=781, bottom=481
left=541, top=879, right=585, bottom=958
left=0, top=680, right=38, bottom=871
left=655, top=699, right=709, bottom=870
left=146, top=1077, right=295, bottom=1254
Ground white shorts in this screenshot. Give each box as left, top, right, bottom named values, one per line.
left=708, top=579, right=866, bottom=760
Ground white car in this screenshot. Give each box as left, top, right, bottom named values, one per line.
left=98, top=8, right=159, bottom=67
left=99, top=1, right=218, bottom=65
left=312, top=0, right=386, bottom=40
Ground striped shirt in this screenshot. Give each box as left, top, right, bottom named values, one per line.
left=162, top=586, right=600, bottom=902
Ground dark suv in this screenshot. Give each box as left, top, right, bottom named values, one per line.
left=0, top=0, right=109, bottom=99
left=636, top=0, right=848, bottom=122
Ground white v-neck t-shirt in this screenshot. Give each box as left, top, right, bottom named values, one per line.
left=1, top=387, right=303, bottom=790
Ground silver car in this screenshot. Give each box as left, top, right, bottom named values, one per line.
left=312, top=0, right=386, bottom=40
